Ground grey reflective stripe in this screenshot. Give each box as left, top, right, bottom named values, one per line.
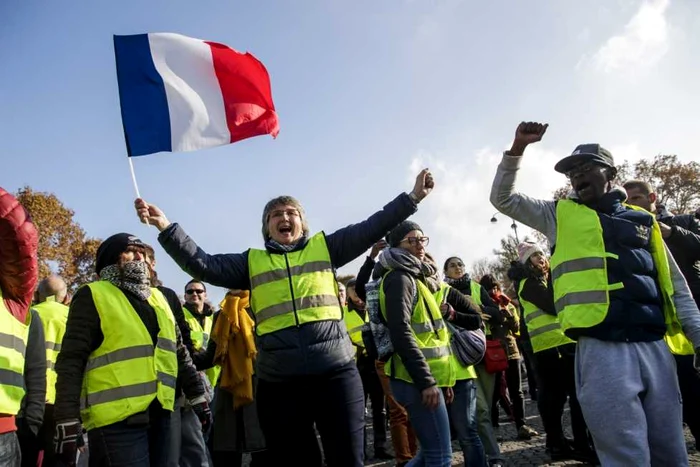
left=45, top=341, right=61, bottom=352
left=552, top=257, right=605, bottom=281
left=412, top=319, right=445, bottom=334
left=421, top=346, right=450, bottom=359
left=529, top=322, right=562, bottom=338
left=250, top=260, right=333, bottom=289
left=348, top=324, right=368, bottom=335
left=525, top=309, right=547, bottom=323
left=0, top=332, right=26, bottom=355
left=555, top=290, right=608, bottom=313
left=157, top=371, right=177, bottom=389
left=157, top=338, right=176, bottom=353
left=86, top=345, right=154, bottom=371
left=85, top=381, right=157, bottom=407
left=0, top=368, right=24, bottom=388
left=47, top=360, right=55, bottom=371
left=256, top=294, right=339, bottom=323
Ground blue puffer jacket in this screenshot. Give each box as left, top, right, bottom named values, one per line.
left=159, top=193, right=418, bottom=381
left=571, top=191, right=667, bottom=343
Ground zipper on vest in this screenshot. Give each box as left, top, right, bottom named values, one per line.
left=284, top=253, right=301, bottom=327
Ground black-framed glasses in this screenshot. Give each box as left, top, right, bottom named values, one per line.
left=401, top=236, right=430, bottom=247
left=566, top=162, right=602, bottom=179
left=186, top=289, right=206, bottom=295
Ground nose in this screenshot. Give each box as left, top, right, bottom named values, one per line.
left=134, top=251, right=145, bottom=261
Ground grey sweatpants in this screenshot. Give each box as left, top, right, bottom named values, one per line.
left=575, top=337, right=688, bottom=466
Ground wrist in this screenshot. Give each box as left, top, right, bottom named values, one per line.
left=408, top=191, right=421, bottom=204
left=156, top=219, right=171, bottom=232
left=508, top=142, right=527, bottom=156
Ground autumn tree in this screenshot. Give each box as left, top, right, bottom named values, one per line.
left=15, top=187, right=101, bottom=292
left=469, top=257, right=500, bottom=283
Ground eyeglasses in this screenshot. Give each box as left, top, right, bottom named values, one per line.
left=401, top=236, right=430, bottom=247
left=566, top=162, right=603, bottom=179
left=269, top=209, right=300, bottom=219
left=186, top=289, right=206, bottom=295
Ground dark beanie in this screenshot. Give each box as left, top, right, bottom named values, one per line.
left=386, top=220, right=423, bottom=248
left=95, top=233, right=146, bottom=274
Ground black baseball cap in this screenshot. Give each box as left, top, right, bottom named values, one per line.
left=554, top=144, right=615, bottom=174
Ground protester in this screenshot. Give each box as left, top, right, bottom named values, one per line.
left=143, top=246, right=211, bottom=467
left=442, top=257, right=504, bottom=467
left=192, top=289, right=271, bottom=467
left=509, top=243, right=594, bottom=463
left=135, top=169, right=435, bottom=466
left=344, top=278, right=391, bottom=460
left=479, top=274, right=537, bottom=441
left=0, top=187, right=39, bottom=467
left=20, top=276, right=68, bottom=467
left=624, top=180, right=700, bottom=450
left=490, top=121, right=700, bottom=465
left=53, top=233, right=211, bottom=466
left=356, top=241, right=418, bottom=467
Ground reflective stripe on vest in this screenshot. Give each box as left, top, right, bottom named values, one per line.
left=552, top=200, right=693, bottom=355
left=380, top=274, right=455, bottom=388
left=248, top=232, right=342, bottom=335
left=33, top=299, right=69, bottom=404
left=434, top=283, right=477, bottom=381
left=0, top=291, right=29, bottom=415
left=81, top=282, right=178, bottom=431
left=343, top=307, right=368, bottom=348
left=517, top=279, right=573, bottom=353
left=184, top=307, right=222, bottom=386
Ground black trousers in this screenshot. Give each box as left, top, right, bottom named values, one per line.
left=675, top=353, right=700, bottom=446
left=18, top=404, right=57, bottom=467
left=535, top=344, right=589, bottom=450
left=359, top=361, right=387, bottom=451
left=257, top=361, right=365, bottom=467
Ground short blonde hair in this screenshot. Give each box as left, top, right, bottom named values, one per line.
left=261, top=196, right=310, bottom=241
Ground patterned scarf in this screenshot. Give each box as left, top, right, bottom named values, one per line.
left=379, top=247, right=441, bottom=293
left=444, top=274, right=472, bottom=294
left=265, top=235, right=307, bottom=253
left=99, top=261, right=152, bottom=301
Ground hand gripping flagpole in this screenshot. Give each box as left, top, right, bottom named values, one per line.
left=128, top=157, right=149, bottom=225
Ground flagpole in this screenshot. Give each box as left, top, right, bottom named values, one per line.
left=128, top=157, right=149, bottom=225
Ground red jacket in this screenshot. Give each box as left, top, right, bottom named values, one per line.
left=0, top=187, right=38, bottom=431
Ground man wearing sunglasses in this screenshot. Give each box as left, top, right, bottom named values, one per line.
left=490, top=121, right=700, bottom=466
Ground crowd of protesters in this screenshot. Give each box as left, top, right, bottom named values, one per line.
left=0, top=120, right=699, bottom=467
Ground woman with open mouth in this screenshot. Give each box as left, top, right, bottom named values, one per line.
left=134, top=168, right=434, bottom=467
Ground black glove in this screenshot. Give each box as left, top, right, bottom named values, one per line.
left=191, top=401, right=213, bottom=433
left=54, top=419, right=84, bottom=465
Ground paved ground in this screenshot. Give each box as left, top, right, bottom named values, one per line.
left=242, top=387, right=700, bottom=466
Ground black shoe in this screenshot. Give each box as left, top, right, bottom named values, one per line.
left=546, top=445, right=574, bottom=462
left=571, top=448, right=599, bottom=465
left=373, top=447, right=394, bottom=460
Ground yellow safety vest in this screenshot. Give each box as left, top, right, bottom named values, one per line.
left=552, top=200, right=694, bottom=355
left=80, top=281, right=178, bottom=431
left=0, top=292, right=29, bottom=415
left=517, top=279, right=573, bottom=353
left=183, top=307, right=221, bottom=387
left=380, top=274, right=455, bottom=387
left=33, top=298, right=69, bottom=404
left=434, top=283, right=477, bottom=381
left=343, top=306, right=368, bottom=348
left=248, top=232, right=342, bottom=336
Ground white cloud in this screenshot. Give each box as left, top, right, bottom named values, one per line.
left=404, top=144, right=564, bottom=273
left=592, top=0, right=670, bottom=73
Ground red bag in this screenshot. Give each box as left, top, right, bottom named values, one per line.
left=483, top=339, right=508, bottom=373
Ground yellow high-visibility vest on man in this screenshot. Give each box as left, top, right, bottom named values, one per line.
left=248, top=232, right=343, bottom=335
left=0, top=293, right=29, bottom=416
left=183, top=307, right=221, bottom=387
left=33, top=297, right=68, bottom=404
left=81, top=281, right=179, bottom=430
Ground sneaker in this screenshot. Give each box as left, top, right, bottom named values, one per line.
left=517, top=425, right=538, bottom=440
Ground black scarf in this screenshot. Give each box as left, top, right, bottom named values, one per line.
left=99, top=261, right=152, bottom=301
left=445, top=274, right=472, bottom=295
left=379, top=248, right=441, bottom=293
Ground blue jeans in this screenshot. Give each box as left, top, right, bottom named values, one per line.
left=88, top=411, right=171, bottom=466
left=448, top=379, right=487, bottom=467
left=390, top=379, right=452, bottom=467
left=0, top=432, right=21, bottom=467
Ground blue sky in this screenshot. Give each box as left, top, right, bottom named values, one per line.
left=2, top=0, right=699, bottom=304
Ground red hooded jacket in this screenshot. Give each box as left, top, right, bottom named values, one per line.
left=0, top=188, right=38, bottom=431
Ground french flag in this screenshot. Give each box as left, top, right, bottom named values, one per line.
left=114, top=33, right=279, bottom=157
